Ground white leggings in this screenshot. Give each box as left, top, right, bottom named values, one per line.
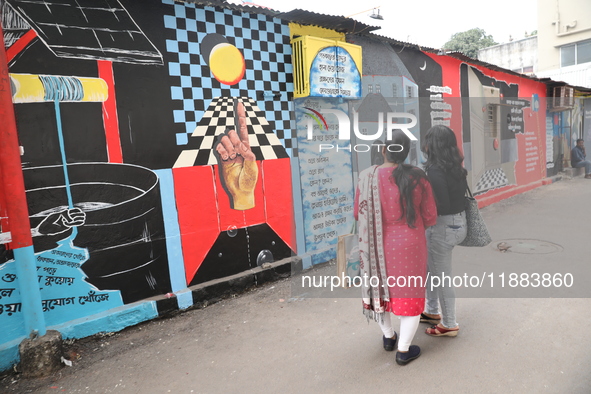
left=378, top=313, right=420, bottom=352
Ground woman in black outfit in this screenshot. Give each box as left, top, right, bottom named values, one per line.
left=419, top=125, right=468, bottom=337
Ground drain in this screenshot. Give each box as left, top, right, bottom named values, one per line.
left=493, top=239, right=563, bottom=254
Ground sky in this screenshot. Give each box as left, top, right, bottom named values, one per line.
left=228, top=0, right=538, bottom=50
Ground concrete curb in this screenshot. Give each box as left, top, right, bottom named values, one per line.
left=542, top=174, right=564, bottom=185
left=153, top=256, right=303, bottom=316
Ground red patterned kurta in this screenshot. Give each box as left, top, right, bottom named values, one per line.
left=355, top=167, right=437, bottom=316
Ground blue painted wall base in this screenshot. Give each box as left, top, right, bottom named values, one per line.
left=0, top=301, right=158, bottom=372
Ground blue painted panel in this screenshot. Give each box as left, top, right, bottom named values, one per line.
left=154, top=169, right=187, bottom=293
left=294, top=97, right=355, bottom=262
left=0, top=239, right=124, bottom=344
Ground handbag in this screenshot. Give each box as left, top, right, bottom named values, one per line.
left=458, top=186, right=492, bottom=247
left=336, top=222, right=360, bottom=288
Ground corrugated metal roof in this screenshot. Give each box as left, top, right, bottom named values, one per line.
left=176, top=0, right=280, bottom=17
left=361, top=31, right=438, bottom=53
left=175, top=1, right=591, bottom=95
left=275, top=9, right=380, bottom=34
left=180, top=3, right=380, bottom=34
left=176, top=3, right=378, bottom=33
left=441, top=51, right=591, bottom=94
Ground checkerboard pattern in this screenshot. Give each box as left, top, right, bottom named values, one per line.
left=173, top=96, right=289, bottom=167
left=474, top=167, right=509, bottom=194
left=162, top=0, right=296, bottom=160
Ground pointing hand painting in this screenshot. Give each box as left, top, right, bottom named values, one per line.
left=34, top=207, right=86, bottom=236
left=215, top=100, right=258, bottom=210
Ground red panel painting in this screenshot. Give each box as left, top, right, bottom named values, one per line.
left=173, top=165, right=220, bottom=284
left=262, top=158, right=296, bottom=253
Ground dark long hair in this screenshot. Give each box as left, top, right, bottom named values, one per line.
left=421, top=125, right=467, bottom=179
left=384, top=130, right=428, bottom=228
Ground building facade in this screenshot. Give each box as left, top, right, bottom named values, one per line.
left=478, top=36, right=537, bottom=76
left=536, top=0, right=591, bottom=88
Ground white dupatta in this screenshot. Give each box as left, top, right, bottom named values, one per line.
left=357, top=165, right=390, bottom=321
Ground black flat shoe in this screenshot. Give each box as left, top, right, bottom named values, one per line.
left=420, top=313, right=440, bottom=325
left=383, top=332, right=397, bottom=351
left=396, top=345, right=421, bottom=365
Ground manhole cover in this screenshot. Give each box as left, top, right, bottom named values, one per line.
left=493, top=239, right=563, bottom=254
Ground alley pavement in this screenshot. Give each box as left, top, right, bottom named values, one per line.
left=2, top=176, right=591, bottom=394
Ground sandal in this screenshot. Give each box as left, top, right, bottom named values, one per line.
left=420, top=313, right=441, bottom=325
left=426, top=324, right=459, bottom=337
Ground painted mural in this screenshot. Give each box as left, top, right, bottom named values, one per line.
left=292, top=32, right=547, bottom=267
left=348, top=35, right=547, bottom=202
left=0, top=0, right=296, bottom=345
left=294, top=97, right=355, bottom=266
left=1, top=0, right=172, bottom=343
left=290, top=34, right=362, bottom=267
left=162, top=1, right=295, bottom=285
left=309, top=46, right=361, bottom=98
left=346, top=35, right=422, bottom=173
left=0, top=0, right=554, bottom=372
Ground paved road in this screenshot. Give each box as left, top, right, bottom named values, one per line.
left=2, top=176, right=591, bottom=393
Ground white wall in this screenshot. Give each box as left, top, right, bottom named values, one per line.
left=478, top=36, right=537, bottom=74
left=537, top=0, right=591, bottom=87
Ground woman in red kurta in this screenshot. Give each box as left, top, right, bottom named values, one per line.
left=354, top=130, right=437, bottom=365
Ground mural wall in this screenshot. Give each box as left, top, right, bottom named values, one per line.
left=348, top=35, right=548, bottom=204
left=0, top=0, right=553, bottom=371
left=294, top=97, right=355, bottom=266
left=291, top=32, right=548, bottom=268
left=0, top=0, right=295, bottom=347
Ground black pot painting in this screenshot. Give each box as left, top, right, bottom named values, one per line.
left=23, top=162, right=172, bottom=303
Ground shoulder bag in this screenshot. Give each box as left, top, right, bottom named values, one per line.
left=458, top=186, right=492, bottom=247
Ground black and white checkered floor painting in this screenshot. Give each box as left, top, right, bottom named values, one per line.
left=173, top=96, right=289, bottom=167
left=474, top=167, right=509, bottom=194
left=162, top=0, right=296, bottom=160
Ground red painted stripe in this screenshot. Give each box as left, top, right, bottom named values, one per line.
left=173, top=166, right=220, bottom=284
left=0, top=161, right=10, bottom=246
left=0, top=27, right=32, bottom=247
left=262, top=158, right=296, bottom=253
left=5, top=29, right=37, bottom=63
left=97, top=60, right=123, bottom=163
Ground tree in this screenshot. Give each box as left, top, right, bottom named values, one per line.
left=443, top=28, right=497, bottom=59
